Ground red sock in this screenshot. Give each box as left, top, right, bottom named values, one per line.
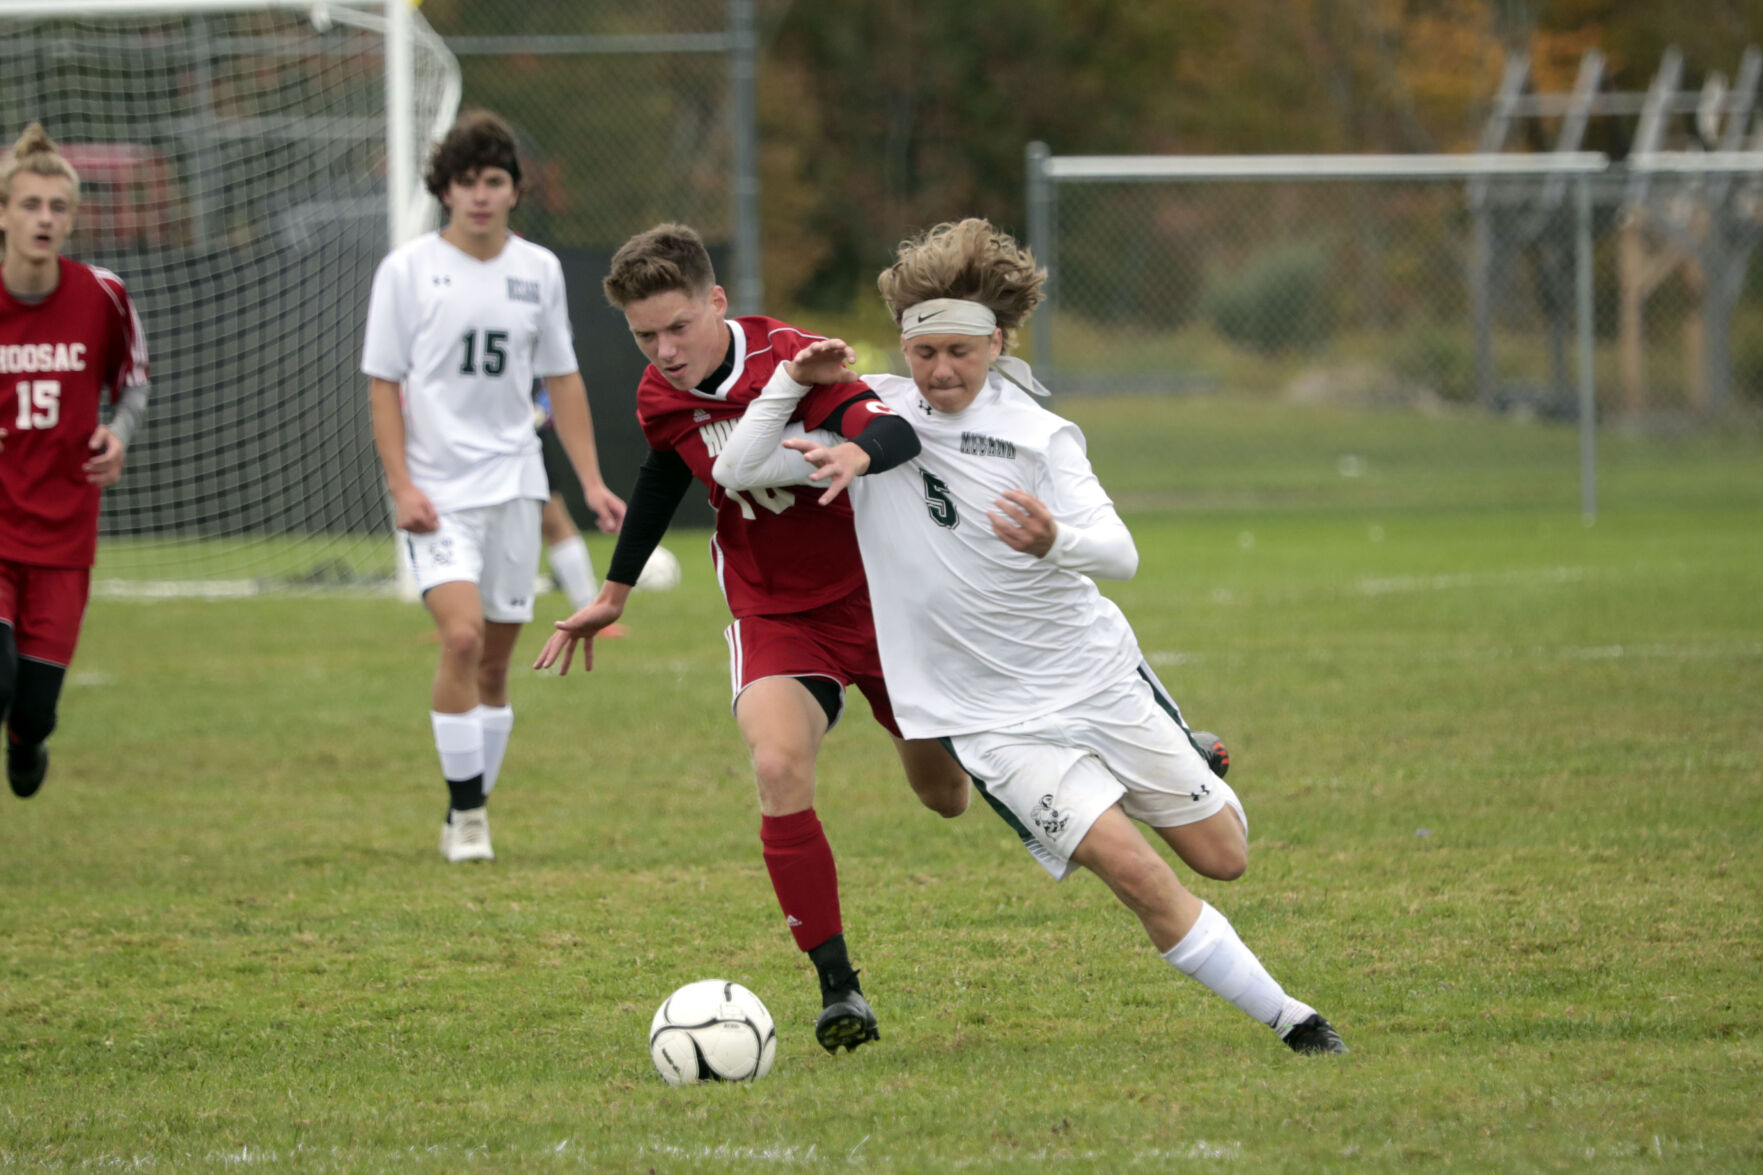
left=760, top=808, right=843, bottom=952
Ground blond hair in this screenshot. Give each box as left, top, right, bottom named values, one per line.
left=877, top=219, right=1045, bottom=353
left=0, top=123, right=80, bottom=205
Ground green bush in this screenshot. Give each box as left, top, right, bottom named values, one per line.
left=1730, top=305, right=1763, bottom=407
left=1395, top=318, right=1476, bottom=402
left=1200, top=241, right=1333, bottom=355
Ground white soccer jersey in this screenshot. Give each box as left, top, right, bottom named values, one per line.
left=848, top=372, right=1142, bottom=739
left=361, top=232, right=577, bottom=512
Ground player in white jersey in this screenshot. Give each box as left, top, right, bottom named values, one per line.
left=712, top=219, right=1346, bottom=1054
left=363, top=111, right=625, bottom=863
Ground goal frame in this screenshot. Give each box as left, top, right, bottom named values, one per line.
left=7, top=0, right=459, bottom=597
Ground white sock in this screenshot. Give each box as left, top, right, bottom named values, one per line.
left=548, top=535, right=597, bottom=612
left=478, top=704, right=514, bottom=796
left=1163, top=902, right=1313, bottom=1034
left=430, top=709, right=485, bottom=785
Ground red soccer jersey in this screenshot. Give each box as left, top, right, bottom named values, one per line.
left=637, top=315, right=890, bottom=619
left=0, top=257, right=148, bottom=568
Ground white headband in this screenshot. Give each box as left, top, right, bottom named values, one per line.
left=900, top=298, right=998, bottom=339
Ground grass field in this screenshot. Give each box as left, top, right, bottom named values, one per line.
left=4, top=395, right=1761, bottom=1171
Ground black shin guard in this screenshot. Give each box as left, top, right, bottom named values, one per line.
left=10, top=657, right=66, bottom=748
left=0, top=624, right=16, bottom=726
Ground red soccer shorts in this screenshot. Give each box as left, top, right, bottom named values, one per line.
left=0, top=561, right=91, bottom=668
left=723, top=591, right=901, bottom=737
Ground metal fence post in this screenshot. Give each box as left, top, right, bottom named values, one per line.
left=729, top=0, right=762, bottom=315
left=1025, top=141, right=1054, bottom=387
left=1575, top=171, right=1598, bottom=522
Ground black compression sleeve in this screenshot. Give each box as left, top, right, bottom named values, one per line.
left=850, top=413, right=921, bottom=473
left=824, top=390, right=922, bottom=474
left=605, top=448, right=696, bottom=586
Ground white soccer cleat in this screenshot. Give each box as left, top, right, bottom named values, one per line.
left=443, top=807, right=495, bottom=863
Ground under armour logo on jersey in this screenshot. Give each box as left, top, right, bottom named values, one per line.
left=431, top=275, right=452, bottom=287
left=917, top=397, right=935, bottom=416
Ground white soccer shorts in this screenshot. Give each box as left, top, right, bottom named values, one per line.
left=403, top=498, right=543, bottom=623
left=944, top=664, right=1229, bottom=881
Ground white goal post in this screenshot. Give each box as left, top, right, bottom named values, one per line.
left=0, top=0, right=459, bottom=595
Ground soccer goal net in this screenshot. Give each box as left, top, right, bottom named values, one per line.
left=0, top=1, right=459, bottom=596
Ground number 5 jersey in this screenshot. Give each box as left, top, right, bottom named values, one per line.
left=845, top=372, right=1142, bottom=739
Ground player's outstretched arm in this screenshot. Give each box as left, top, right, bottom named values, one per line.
left=716, top=337, right=917, bottom=504
left=778, top=437, right=871, bottom=506
left=535, top=582, right=632, bottom=675
left=711, top=336, right=870, bottom=492
left=536, top=446, right=695, bottom=675
left=784, top=337, right=859, bottom=386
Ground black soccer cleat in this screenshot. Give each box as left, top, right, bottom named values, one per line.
left=7, top=741, right=48, bottom=799
left=1283, top=1013, right=1348, bottom=1055
left=1189, top=730, right=1229, bottom=778
left=815, top=990, right=881, bottom=1054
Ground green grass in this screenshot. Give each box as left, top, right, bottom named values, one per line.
left=4, top=395, right=1761, bottom=1171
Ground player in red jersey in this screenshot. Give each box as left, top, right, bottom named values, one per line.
left=535, top=223, right=969, bottom=1053
left=0, top=124, right=149, bottom=799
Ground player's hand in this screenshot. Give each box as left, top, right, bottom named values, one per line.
left=534, top=598, right=625, bottom=675
left=988, top=489, right=1057, bottom=557
left=780, top=436, right=867, bottom=505
left=783, top=337, right=859, bottom=386
left=584, top=483, right=626, bottom=533
left=84, top=425, right=126, bottom=487
left=392, top=484, right=439, bottom=533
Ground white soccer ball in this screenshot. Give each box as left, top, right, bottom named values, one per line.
left=649, top=979, right=777, bottom=1085
left=635, top=545, right=682, bottom=592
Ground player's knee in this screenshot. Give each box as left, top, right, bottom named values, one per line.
left=437, top=622, right=484, bottom=662
left=750, top=745, right=813, bottom=802
left=1198, top=844, right=1249, bottom=882
left=914, top=777, right=969, bottom=818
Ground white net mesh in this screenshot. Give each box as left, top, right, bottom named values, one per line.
left=0, top=2, right=459, bottom=594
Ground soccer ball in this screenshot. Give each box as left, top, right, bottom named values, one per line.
left=635, top=545, right=682, bottom=592
left=649, top=979, right=777, bottom=1085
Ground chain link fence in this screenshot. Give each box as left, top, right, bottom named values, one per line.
left=420, top=0, right=769, bottom=527
left=1026, top=150, right=1763, bottom=424
left=1023, top=149, right=1763, bottom=516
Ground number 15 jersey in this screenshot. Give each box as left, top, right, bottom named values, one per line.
left=361, top=232, right=578, bottom=512
left=0, top=257, right=148, bottom=568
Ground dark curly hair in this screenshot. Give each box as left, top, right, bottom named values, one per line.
left=423, top=110, right=521, bottom=200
